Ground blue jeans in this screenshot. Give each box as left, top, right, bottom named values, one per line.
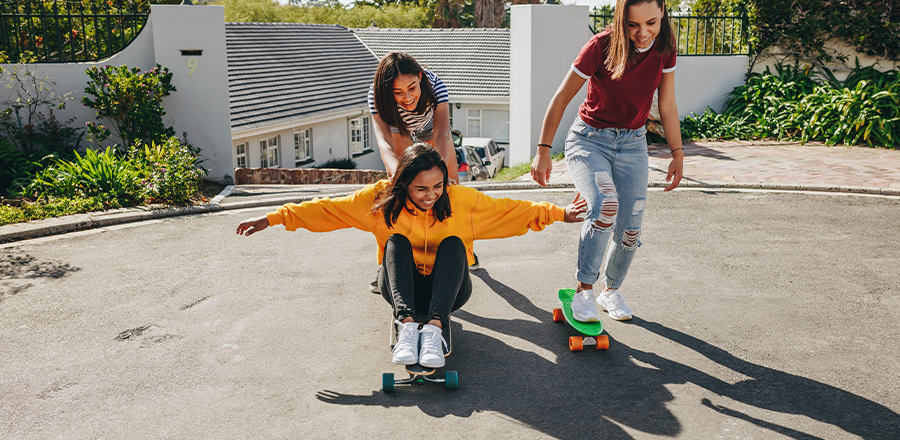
left=565, top=117, right=648, bottom=289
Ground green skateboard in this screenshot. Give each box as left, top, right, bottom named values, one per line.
left=553, top=288, right=610, bottom=351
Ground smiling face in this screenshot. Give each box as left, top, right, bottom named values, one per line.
left=407, top=166, right=444, bottom=212
left=626, top=1, right=663, bottom=50
left=393, top=72, right=422, bottom=111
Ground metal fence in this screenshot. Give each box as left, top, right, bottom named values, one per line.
left=590, top=13, right=750, bottom=56
left=0, top=0, right=149, bottom=63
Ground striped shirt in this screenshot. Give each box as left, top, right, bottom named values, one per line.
left=368, top=69, right=449, bottom=141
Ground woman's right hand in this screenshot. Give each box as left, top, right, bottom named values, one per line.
left=236, top=216, right=270, bottom=236
left=563, top=193, right=587, bottom=223
left=531, top=150, right=553, bottom=187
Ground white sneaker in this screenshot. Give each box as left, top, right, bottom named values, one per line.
left=418, top=324, right=447, bottom=368
left=598, top=288, right=633, bottom=321
left=571, top=289, right=600, bottom=322
left=392, top=321, right=419, bottom=365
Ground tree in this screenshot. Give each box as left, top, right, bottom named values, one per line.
left=475, top=0, right=504, bottom=28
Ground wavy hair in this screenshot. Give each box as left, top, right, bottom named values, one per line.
left=372, top=52, right=437, bottom=138
left=372, top=143, right=451, bottom=228
left=605, top=0, right=676, bottom=81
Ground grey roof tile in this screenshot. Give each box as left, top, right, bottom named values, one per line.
left=351, top=28, right=510, bottom=101
left=226, top=23, right=380, bottom=132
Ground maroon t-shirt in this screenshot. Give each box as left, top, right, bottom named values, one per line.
left=572, top=31, right=677, bottom=130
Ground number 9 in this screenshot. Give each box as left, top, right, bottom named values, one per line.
left=187, top=58, right=198, bottom=77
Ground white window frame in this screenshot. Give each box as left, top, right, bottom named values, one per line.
left=467, top=109, right=482, bottom=138
left=294, top=128, right=312, bottom=163
left=260, top=135, right=279, bottom=168
left=235, top=142, right=247, bottom=168
left=349, top=117, right=370, bottom=155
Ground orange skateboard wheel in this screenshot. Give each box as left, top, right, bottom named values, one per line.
left=595, top=335, right=609, bottom=350
left=552, top=308, right=564, bottom=322
left=569, top=336, right=583, bottom=351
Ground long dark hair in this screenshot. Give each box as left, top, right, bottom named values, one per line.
left=372, top=52, right=437, bottom=138
left=372, top=143, right=451, bottom=228
left=605, top=0, right=676, bottom=80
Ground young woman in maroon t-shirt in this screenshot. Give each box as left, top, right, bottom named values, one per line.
left=531, top=0, right=684, bottom=322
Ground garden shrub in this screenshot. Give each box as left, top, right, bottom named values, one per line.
left=316, top=157, right=356, bottom=169
left=82, top=64, right=176, bottom=148
left=131, top=135, right=205, bottom=204
left=681, top=62, right=899, bottom=148
left=24, top=146, right=142, bottom=205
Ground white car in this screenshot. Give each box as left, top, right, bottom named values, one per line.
left=460, top=137, right=506, bottom=178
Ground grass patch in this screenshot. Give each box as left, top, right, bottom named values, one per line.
left=492, top=151, right=564, bottom=181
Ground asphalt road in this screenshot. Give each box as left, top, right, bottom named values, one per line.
left=2, top=188, right=899, bottom=439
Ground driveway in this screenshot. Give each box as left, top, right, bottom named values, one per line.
left=1, top=189, right=899, bottom=439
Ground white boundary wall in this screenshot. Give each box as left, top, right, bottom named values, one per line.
left=509, top=5, right=749, bottom=165
left=0, top=5, right=233, bottom=183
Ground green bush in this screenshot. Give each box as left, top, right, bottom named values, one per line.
left=681, top=62, right=900, bottom=148
left=132, top=135, right=205, bottom=204
left=316, top=157, right=356, bottom=169
left=24, top=146, right=142, bottom=205
left=82, top=64, right=177, bottom=148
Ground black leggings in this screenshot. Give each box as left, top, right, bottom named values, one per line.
left=379, top=234, right=471, bottom=326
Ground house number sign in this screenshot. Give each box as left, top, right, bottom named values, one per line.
left=187, top=58, right=198, bottom=77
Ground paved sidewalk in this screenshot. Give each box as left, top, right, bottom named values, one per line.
left=526, top=140, right=900, bottom=195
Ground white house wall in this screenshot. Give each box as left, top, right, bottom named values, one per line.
left=232, top=114, right=384, bottom=171
left=452, top=103, right=511, bottom=144
left=0, top=5, right=233, bottom=183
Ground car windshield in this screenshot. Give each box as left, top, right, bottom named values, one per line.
left=472, top=147, right=487, bottom=159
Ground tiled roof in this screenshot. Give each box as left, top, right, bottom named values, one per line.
left=226, top=23, right=379, bottom=132
left=352, top=28, right=510, bottom=101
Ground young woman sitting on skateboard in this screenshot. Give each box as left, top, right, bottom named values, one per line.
left=236, top=144, right=586, bottom=368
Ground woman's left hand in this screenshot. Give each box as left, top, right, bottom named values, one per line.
left=236, top=215, right=270, bottom=236
left=665, top=151, right=684, bottom=191
left=564, top=193, right=588, bottom=223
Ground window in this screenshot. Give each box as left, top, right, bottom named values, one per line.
left=349, top=117, right=370, bottom=155
left=294, top=128, right=311, bottom=163
left=260, top=136, right=279, bottom=168
left=235, top=142, right=246, bottom=168
left=467, top=109, right=481, bottom=137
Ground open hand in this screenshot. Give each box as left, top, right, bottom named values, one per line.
left=564, top=193, right=587, bottom=223
left=236, top=216, right=270, bottom=236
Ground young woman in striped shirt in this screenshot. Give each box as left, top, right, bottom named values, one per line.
left=369, top=51, right=460, bottom=183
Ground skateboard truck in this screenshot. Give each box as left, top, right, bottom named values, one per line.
left=382, top=365, right=458, bottom=393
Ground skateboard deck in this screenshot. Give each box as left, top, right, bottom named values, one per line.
left=384, top=316, right=458, bottom=392
left=554, top=288, right=609, bottom=351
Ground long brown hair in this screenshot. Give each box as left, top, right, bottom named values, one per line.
left=372, top=52, right=437, bottom=138
left=605, top=0, right=676, bottom=81
left=372, top=143, right=451, bottom=228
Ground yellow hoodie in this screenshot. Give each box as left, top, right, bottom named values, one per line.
left=266, top=180, right=566, bottom=275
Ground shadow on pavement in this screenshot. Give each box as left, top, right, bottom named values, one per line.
left=316, top=269, right=899, bottom=439
left=1, top=248, right=80, bottom=302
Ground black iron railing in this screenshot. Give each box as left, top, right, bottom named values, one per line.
left=590, top=12, right=749, bottom=56
left=0, top=0, right=149, bottom=63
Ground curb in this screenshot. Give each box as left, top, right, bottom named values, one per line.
left=2, top=180, right=898, bottom=245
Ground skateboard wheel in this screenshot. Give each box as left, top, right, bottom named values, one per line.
left=445, top=371, right=459, bottom=390
left=596, top=335, right=609, bottom=350
left=569, top=336, right=583, bottom=351
left=552, top=308, right=564, bottom=322
left=382, top=373, right=395, bottom=393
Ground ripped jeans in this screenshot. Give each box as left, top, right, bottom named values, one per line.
left=565, top=117, right=648, bottom=289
